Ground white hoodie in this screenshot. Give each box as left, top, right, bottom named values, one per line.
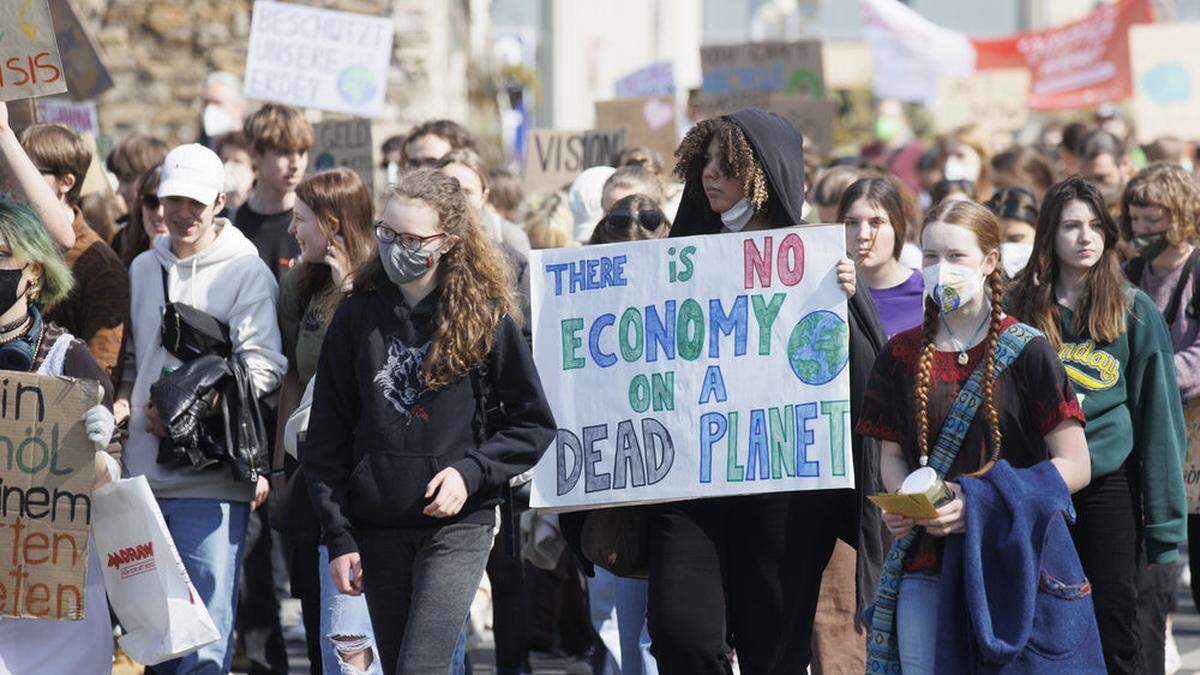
left=123, top=218, right=287, bottom=501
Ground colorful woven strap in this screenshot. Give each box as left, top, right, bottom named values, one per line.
left=866, top=322, right=1041, bottom=672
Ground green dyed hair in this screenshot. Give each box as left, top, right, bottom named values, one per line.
left=0, top=200, right=73, bottom=309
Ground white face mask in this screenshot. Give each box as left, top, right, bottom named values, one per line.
left=923, top=261, right=984, bottom=313
left=943, top=155, right=981, bottom=183
left=721, top=197, right=754, bottom=232
left=999, top=242, right=1033, bottom=278
left=202, top=104, right=237, bottom=138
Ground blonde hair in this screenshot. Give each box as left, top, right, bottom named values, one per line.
left=520, top=192, right=575, bottom=249
left=352, top=170, right=518, bottom=389
left=1120, top=162, right=1200, bottom=245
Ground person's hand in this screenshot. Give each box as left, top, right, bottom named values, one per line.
left=882, top=511, right=914, bottom=538
left=0, top=101, right=10, bottom=133
left=113, top=398, right=131, bottom=426
left=144, top=402, right=168, bottom=438
left=83, top=405, right=116, bottom=450
left=325, top=236, right=352, bottom=290
left=423, top=467, right=468, bottom=518
left=917, top=482, right=966, bottom=536
left=250, top=475, right=270, bottom=511
left=93, top=451, right=120, bottom=489
left=330, top=552, right=364, bottom=596
left=837, top=258, right=857, bottom=298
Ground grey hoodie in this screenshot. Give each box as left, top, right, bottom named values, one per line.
left=123, top=218, right=287, bottom=501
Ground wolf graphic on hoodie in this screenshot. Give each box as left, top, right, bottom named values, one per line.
left=373, top=337, right=431, bottom=423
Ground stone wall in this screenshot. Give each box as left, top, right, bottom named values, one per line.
left=75, top=0, right=495, bottom=149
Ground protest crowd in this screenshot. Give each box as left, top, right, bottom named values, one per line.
left=5, top=0, right=1200, bottom=674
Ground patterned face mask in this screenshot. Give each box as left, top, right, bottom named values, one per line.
left=379, top=239, right=441, bottom=285
left=922, top=261, right=984, bottom=313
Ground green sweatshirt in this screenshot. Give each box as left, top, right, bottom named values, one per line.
left=1057, top=289, right=1187, bottom=564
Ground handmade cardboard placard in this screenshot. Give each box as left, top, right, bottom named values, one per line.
left=0, top=373, right=101, bottom=620
left=529, top=225, right=854, bottom=511
left=244, top=0, right=395, bottom=118
left=594, top=97, right=678, bottom=165
left=614, top=61, right=675, bottom=98
left=311, top=118, right=375, bottom=197
left=1129, top=22, right=1200, bottom=143
left=35, top=96, right=98, bottom=136
left=47, top=0, right=113, bottom=101
left=523, top=128, right=627, bottom=194
left=0, top=0, right=68, bottom=102
left=934, top=68, right=1031, bottom=133
left=690, top=93, right=835, bottom=157
left=700, top=40, right=825, bottom=101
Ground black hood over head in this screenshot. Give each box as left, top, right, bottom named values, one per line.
left=670, top=108, right=807, bottom=238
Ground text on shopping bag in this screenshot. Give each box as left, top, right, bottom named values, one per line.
left=0, top=373, right=101, bottom=620
left=529, top=226, right=854, bottom=511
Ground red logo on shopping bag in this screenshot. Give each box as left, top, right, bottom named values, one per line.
left=106, top=542, right=157, bottom=579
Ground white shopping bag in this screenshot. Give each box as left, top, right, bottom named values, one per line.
left=92, top=475, right=220, bottom=665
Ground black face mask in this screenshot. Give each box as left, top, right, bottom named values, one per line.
left=0, top=267, right=27, bottom=315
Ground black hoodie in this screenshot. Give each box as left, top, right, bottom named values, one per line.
left=669, top=108, right=888, bottom=614
left=303, top=273, right=557, bottom=558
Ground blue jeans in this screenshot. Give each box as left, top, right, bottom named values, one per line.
left=150, top=498, right=249, bottom=675
left=319, top=545, right=383, bottom=674
left=589, top=568, right=658, bottom=675
left=897, top=572, right=940, bottom=675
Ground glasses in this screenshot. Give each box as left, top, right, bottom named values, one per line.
left=606, top=209, right=664, bottom=232
left=374, top=222, right=448, bottom=251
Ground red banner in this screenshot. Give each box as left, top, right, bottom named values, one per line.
left=971, top=0, right=1153, bottom=111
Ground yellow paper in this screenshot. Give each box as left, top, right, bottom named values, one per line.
left=868, top=492, right=940, bottom=521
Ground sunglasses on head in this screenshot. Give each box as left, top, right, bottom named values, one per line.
left=606, top=208, right=664, bottom=231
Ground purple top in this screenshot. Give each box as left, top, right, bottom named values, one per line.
left=1135, top=260, right=1200, bottom=401
left=869, top=269, right=925, bottom=338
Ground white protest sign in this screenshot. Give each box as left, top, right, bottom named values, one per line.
left=614, top=61, right=675, bottom=98
left=244, top=0, right=394, bottom=118
left=530, top=226, right=854, bottom=511
left=35, top=97, right=98, bottom=136
left=1129, top=22, right=1200, bottom=143
left=0, top=0, right=67, bottom=102
left=934, top=68, right=1031, bottom=133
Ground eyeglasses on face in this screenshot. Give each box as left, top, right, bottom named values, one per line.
left=374, top=222, right=448, bottom=251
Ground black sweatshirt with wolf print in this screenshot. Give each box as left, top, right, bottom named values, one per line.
left=304, top=271, right=556, bottom=558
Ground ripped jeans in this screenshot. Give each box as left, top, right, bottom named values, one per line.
left=319, top=545, right=383, bottom=675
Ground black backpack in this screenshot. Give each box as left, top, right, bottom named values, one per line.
left=1124, top=249, right=1200, bottom=329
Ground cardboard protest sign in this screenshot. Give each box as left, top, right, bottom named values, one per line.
left=614, top=61, right=675, bottom=98
left=700, top=41, right=824, bottom=117
left=529, top=226, right=854, bottom=511
left=971, top=0, right=1152, bottom=111
left=311, top=118, right=375, bottom=197
left=690, top=94, right=834, bottom=157
left=523, top=128, right=627, bottom=194
left=823, top=41, right=872, bottom=91
left=244, top=0, right=395, bottom=118
left=0, top=373, right=101, bottom=619
left=1130, top=22, right=1200, bottom=143
left=47, top=0, right=113, bottom=101
left=594, top=97, right=677, bottom=165
left=35, top=96, right=98, bottom=136
left=0, top=0, right=67, bottom=102
left=934, top=69, right=1031, bottom=134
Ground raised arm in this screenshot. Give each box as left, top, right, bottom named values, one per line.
left=0, top=101, right=76, bottom=248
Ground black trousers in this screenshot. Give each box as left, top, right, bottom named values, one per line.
left=487, top=514, right=530, bottom=671
left=284, top=534, right=324, bottom=674
left=236, top=504, right=290, bottom=674
left=1136, top=561, right=1176, bottom=675
left=645, top=490, right=855, bottom=675
left=1071, top=466, right=1142, bottom=675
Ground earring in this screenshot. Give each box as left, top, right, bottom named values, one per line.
left=27, top=281, right=40, bottom=303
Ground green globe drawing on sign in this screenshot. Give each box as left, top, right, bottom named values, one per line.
left=787, top=310, right=849, bottom=386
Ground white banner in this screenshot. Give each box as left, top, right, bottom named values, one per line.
left=530, top=226, right=854, bottom=511
left=243, top=0, right=394, bottom=118
left=859, top=0, right=975, bottom=102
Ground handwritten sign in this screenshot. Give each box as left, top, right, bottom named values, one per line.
left=523, top=128, right=627, bottom=194
left=0, top=373, right=101, bottom=619
left=700, top=40, right=824, bottom=115
left=47, top=0, right=113, bottom=101
left=934, top=69, right=1031, bottom=134
left=529, top=226, right=854, bottom=511
left=311, top=119, right=376, bottom=197
left=614, top=61, right=675, bottom=98
left=0, top=0, right=67, bottom=102
left=691, top=94, right=835, bottom=157
left=35, top=97, right=98, bottom=136
left=1129, top=22, right=1200, bottom=143
left=594, top=97, right=678, bottom=165
left=244, top=0, right=395, bottom=118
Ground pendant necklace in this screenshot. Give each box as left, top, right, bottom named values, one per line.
left=940, top=309, right=990, bottom=366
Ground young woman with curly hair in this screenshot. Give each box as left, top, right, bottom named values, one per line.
left=651, top=108, right=883, bottom=674
left=303, top=169, right=557, bottom=674
left=858, top=199, right=1092, bottom=672
left=1118, top=162, right=1200, bottom=673
left=1009, top=176, right=1187, bottom=674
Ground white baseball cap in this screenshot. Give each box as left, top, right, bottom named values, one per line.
left=569, top=165, right=617, bottom=243
left=158, top=143, right=226, bottom=205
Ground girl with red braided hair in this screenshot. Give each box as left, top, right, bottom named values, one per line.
left=857, top=199, right=1092, bottom=672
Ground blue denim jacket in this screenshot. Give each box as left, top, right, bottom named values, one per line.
left=936, top=460, right=1104, bottom=673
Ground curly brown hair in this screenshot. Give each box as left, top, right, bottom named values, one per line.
left=1119, top=162, right=1200, bottom=245
left=673, top=117, right=769, bottom=214
left=352, top=170, right=518, bottom=389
